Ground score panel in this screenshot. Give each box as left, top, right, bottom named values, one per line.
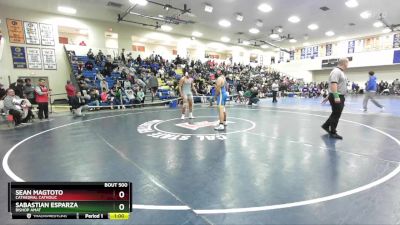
left=8, top=182, right=132, bottom=220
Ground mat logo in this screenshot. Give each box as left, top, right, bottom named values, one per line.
left=175, top=121, right=234, bottom=130
left=137, top=120, right=227, bottom=141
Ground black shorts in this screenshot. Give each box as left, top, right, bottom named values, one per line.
left=151, top=87, right=158, bottom=92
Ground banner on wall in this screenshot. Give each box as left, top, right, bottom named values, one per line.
left=394, top=50, right=400, bottom=64
left=312, top=46, right=318, bottom=58
left=326, top=44, right=332, bottom=56
left=300, top=48, right=306, bottom=59
left=279, top=51, right=284, bottom=62
left=394, top=34, right=400, bottom=49
left=10, top=46, right=27, bottom=69
left=355, top=39, right=364, bottom=53
left=289, top=50, right=295, bottom=60
left=6, top=19, right=25, bottom=44
left=348, top=40, right=355, bottom=54
left=26, top=47, right=42, bottom=69
left=24, top=21, right=40, bottom=45
left=42, top=48, right=57, bottom=70
left=306, top=47, right=313, bottom=58
left=39, top=23, right=55, bottom=46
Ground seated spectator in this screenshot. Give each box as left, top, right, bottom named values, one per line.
left=113, top=86, right=125, bottom=109
left=108, top=88, right=116, bottom=109
left=88, top=88, right=100, bottom=109
left=96, top=50, right=105, bottom=62
left=100, top=88, right=108, bottom=103
left=100, top=80, right=109, bottom=92
left=125, top=88, right=135, bottom=104
left=87, top=48, right=95, bottom=60
left=85, top=60, right=94, bottom=71
left=136, top=55, right=142, bottom=65
left=121, top=68, right=128, bottom=79
left=123, top=79, right=132, bottom=90
left=77, top=61, right=84, bottom=74
left=103, top=60, right=114, bottom=76
left=311, top=85, right=319, bottom=98
left=133, top=88, right=145, bottom=107
left=3, top=88, right=33, bottom=126
left=302, top=85, right=309, bottom=98
left=70, top=91, right=88, bottom=117
left=96, top=71, right=105, bottom=81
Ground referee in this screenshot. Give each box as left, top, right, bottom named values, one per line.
left=321, top=58, right=349, bottom=139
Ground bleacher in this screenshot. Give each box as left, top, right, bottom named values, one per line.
left=68, top=51, right=177, bottom=107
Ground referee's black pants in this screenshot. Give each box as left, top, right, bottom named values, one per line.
left=272, top=91, right=278, bottom=102
left=323, top=94, right=345, bottom=134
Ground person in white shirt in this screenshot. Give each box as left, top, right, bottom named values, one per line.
left=271, top=80, right=279, bottom=103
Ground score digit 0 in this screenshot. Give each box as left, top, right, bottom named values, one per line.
left=119, top=191, right=125, bottom=199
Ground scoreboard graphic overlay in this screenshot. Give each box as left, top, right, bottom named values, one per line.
left=8, top=182, right=132, bottom=220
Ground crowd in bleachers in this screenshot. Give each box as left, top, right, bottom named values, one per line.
left=0, top=78, right=50, bottom=126
left=65, top=48, right=400, bottom=109
left=66, top=48, right=313, bottom=107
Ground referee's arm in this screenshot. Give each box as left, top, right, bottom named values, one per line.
left=330, top=82, right=341, bottom=103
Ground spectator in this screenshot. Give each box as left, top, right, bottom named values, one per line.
left=302, top=85, right=309, bottom=98
left=121, top=48, right=126, bottom=64
left=79, top=41, right=87, bottom=46
left=125, top=88, right=135, bottom=104
left=3, top=88, right=33, bottom=126
left=23, top=78, right=35, bottom=104
left=89, top=89, right=100, bottom=109
left=77, top=61, right=84, bottom=74
left=134, top=87, right=145, bottom=106
left=96, top=71, right=105, bottom=81
left=35, top=79, right=51, bottom=120
left=136, top=55, right=142, bottom=65
left=123, top=79, right=132, bottom=90
left=65, top=80, right=76, bottom=109
left=246, top=87, right=259, bottom=106
left=148, top=73, right=159, bottom=102
left=393, top=78, right=400, bottom=94
left=363, top=71, right=384, bottom=112
left=87, top=48, right=95, bottom=60
left=114, top=86, right=125, bottom=109
left=70, top=91, right=88, bottom=117
left=100, top=80, right=109, bottom=92
left=0, top=83, right=6, bottom=100
left=96, top=50, right=105, bottom=62
left=120, top=68, right=128, bottom=79
left=85, top=60, right=94, bottom=71
left=104, top=60, right=114, bottom=76
left=10, top=78, right=24, bottom=98
left=311, top=85, right=320, bottom=98
left=100, top=87, right=113, bottom=109
left=271, top=80, right=279, bottom=103
left=136, top=78, right=147, bottom=93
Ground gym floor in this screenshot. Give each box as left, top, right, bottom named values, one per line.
left=1, top=95, right=400, bottom=225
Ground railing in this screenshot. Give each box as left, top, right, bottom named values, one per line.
left=63, top=45, right=80, bottom=91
